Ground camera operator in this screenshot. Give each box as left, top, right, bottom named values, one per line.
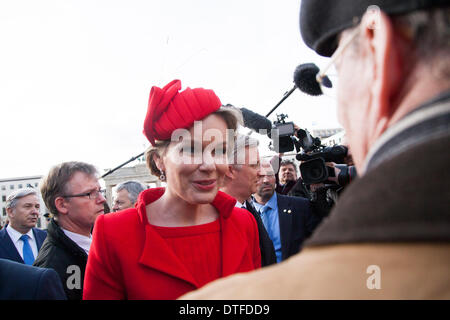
left=291, top=161, right=357, bottom=218
left=275, top=159, right=299, bottom=195
left=271, top=123, right=358, bottom=218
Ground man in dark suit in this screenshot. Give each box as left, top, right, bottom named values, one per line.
left=221, top=134, right=276, bottom=267
left=0, top=259, right=66, bottom=300
left=252, top=161, right=321, bottom=262
left=0, top=258, right=66, bottom=300
left=0, top=188, right=47, bottom=264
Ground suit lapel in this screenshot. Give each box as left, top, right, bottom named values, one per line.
left=0, top=228, right=24, bottom=263
left=244, top=200, right=258, bottom=216
left=277, top=195, right=292, bottom=260
left=33, top=228, right=45, bottom=250
left=220, top=213, right=248, bottom=277
left=138, top=224, right=198, bottom=288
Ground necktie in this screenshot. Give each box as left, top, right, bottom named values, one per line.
left=20, top=234, right=35, bottom=265
left=259, top=206, right=270, bottom=231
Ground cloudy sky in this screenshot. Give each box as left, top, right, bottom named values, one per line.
left=0, top=0, right=340, bottom=179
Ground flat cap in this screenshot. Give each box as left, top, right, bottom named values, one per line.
left=300, top=0, right=450, bottom=57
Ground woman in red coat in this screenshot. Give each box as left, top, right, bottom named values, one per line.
left=83, top=80, right=261, bottom=299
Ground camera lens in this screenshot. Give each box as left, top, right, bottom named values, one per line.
left=300, top=158, right=328, bottom=184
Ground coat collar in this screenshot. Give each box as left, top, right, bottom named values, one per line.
left=47, top=219, right=87, bottom=260
left=364, top=90, right=450, bottom=173
left=135, top=188, right=246, bottom=288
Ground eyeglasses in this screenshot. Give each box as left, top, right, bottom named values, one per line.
left=62, top=188, right=106, bottom=200
left=315, top=27, right=360, bottom=98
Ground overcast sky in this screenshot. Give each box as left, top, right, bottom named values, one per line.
left=0, top=0, right=340, bottom=179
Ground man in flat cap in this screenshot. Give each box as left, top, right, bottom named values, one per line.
left=181, top=0, right=450, bottom=299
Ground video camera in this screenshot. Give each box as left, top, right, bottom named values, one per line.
left=296, top=128, right=356, bottom=186
left=271, top=114, right=298, bottom=154
left=269, top=113, right=353, bottom=186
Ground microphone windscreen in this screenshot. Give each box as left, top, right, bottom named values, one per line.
left=240, top=107, right=272, bottom=134
left=293, top=63, right=332, bottom=96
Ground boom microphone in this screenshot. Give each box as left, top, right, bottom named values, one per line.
left=239, top=63, right=335, bottom=136
left=293, top=63, right=332, bottom=96
left=240, top=107, right=273, bottom=133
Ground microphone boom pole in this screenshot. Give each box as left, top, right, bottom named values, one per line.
left=265, top=86, right=296, bottom=118
left=101, top=151, right=145, bottom=179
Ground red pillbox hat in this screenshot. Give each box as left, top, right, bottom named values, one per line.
left=143, top=80, right=222, bottom=146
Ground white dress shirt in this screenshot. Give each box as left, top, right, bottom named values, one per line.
left=6, top=224, right=39, bottom=260
left=62, top=228, right=92, bottom=255
left=235, top=200, right=245, bottom=208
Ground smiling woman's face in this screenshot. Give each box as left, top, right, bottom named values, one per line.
left=160, top=113, right=230, bottom=205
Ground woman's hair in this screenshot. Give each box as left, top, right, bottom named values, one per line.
left=145, top=105, right=243, bottom=179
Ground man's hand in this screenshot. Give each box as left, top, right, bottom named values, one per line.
left=325, top=162, right=341, bottom=184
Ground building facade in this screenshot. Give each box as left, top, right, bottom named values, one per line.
left=312, top=127, right=344, bottom=140
left=0, top=176, right=49, bottom=229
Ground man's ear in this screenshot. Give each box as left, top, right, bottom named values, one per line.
left=6, top=207, right=14, bottom=219
left=361, top=9, right=403, bottom=134
left=225, top=165, right=235, bottom=179
left=54, top=197, right=69, bottom=216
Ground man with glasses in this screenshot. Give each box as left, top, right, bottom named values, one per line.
left=34, top=161, right=106, bottom=300
left=181, top=0, right=450, bottom=299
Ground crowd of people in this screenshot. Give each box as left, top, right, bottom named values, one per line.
left=1, top=0, right=449, bottom=300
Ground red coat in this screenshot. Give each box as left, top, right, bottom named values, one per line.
left=83, top=188, right=261, bottom=300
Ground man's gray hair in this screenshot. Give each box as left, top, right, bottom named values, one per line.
left=393, top=8, right=450, bottom=63
left=6, top=188, right=38, bottom=210
left=230, top=134, right=260, bottom=169
left=115, top=181, right=146, bottom=204
left=349, top=8, right=450, bottom=79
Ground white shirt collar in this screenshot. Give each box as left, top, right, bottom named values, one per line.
left=61, top=228, right=92, bottom=255
left=235, top=200, right=245, bottom=208
left=6, top=224, right=34, bottom=244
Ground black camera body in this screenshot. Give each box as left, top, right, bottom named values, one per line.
left=271, top=114, right=297, bottom=153
left=295, top=130, right=350, bottom=185
left=270, top=113, right=353, bottom=186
